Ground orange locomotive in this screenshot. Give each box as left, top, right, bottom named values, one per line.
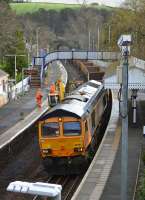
left=38, top=80, right=110, bottom=174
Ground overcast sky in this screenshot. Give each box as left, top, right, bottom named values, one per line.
left=32, top=0, right=125, bottom=7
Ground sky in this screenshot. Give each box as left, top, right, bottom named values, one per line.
left=31, top=0, right=125, bottom=7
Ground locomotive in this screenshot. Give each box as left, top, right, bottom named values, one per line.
left=38, top=80, right=110, bottom=174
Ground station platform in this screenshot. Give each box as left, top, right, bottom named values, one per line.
left=100, top=97, right=143, bottom=200
left=0, top=61, right=63, bottom=150
left=72, top=92, right=143, bottom=200
left=0, top=88, right=49, bottom=150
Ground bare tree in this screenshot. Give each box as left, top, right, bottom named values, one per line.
left=0, top=2, right=21, bottom=58
left=122, top=0, right=145, bottom=11
left=64, top=8, right=103, bottom=50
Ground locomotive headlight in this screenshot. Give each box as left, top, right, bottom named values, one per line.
left=74, top=147, right=83, bottom=152
left=42, top=149, right=48, bottom=153
left=42, top=148, right=52, bottom=154
left=58, top=118, right=62, bottom=121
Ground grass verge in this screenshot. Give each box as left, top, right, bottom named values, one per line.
left=10, top=2, right=113, bottom=15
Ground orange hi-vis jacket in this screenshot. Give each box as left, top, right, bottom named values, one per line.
left=50, top=84, right=56, bottom=94
left=35, top=89, right=43, bottom=108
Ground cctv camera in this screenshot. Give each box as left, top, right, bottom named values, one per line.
left=117, top=35, right=132, bottom=47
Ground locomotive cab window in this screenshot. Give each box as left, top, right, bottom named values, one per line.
left=42, top=122, right=59, bottom=137
left=63, top=122, right=81, bottom=136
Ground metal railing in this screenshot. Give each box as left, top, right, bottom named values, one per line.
left=104, top=82, right=145, bottom=90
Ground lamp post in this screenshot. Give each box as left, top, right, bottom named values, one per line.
left=5, top=54, right=26, bottom=83
left=118, top=35, right=132, bottom=200
left=88, top=31, right=91, bottom=51
left=5, top=54, right=26, bottom=99
left=36, top=27, right=40, bottom=57
left=108, top=25, right=111, bottom=45
left=97, top=26, right=100, bottom=50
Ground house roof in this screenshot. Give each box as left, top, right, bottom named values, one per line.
left=0, top=69, right=8, bottom=78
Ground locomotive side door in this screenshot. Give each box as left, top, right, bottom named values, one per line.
left=84, top=119, right=91, bottom=149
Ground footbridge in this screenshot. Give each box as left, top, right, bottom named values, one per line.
left=33, top=50, right=145, bottom=91
left=33, top=50, right=120, bottom=67
left=33, top=50, right=120, bottom=86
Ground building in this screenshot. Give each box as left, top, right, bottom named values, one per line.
left=0, top=69, right=9, bottom=107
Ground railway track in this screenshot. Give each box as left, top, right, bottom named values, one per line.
left=32, top=175, right=82, bottom=200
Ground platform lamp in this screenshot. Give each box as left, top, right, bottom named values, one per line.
left=7, top=181, right=62, bottom=200
left=117, top=34, right=132, bottom=200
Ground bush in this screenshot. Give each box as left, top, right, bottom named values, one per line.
left=142, top=151, right=145, bottom=165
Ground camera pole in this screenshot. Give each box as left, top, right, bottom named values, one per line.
left=121, top=48, right=128, bottom=200
left=118, top=35, right=132, bottom=200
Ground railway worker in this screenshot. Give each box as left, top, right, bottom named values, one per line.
left=50, top=82, right=56, bottom=94
left=57, top=79, right=65, bottom=101
left=35, top=88, right=43, bottom=109
left=48, top=82, right=59, bottom=106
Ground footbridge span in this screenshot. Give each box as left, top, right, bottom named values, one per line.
left=33, top=50, right=120, bottom=67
